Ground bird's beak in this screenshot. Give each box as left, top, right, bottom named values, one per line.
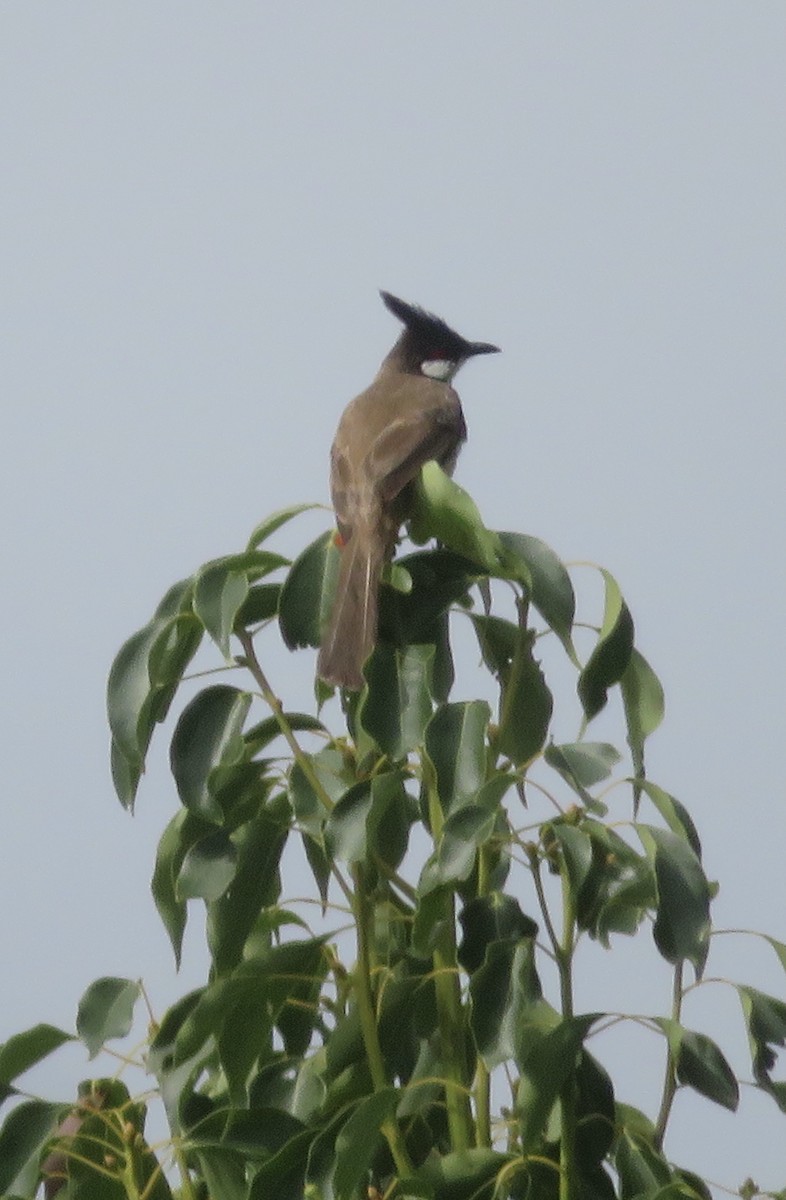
left=466, top=341, right=501, bottom=357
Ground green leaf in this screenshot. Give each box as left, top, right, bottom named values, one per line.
left=0, top=1024, right=73, bottom=1085
left=207, top=813, right=289, bottom=974
left=170, top=685, right=252, bottom=821
left=289, top=746, right=353, bottom=835
left=360, top=643, right=434, bottom=758
left=638, top=826, right=711, bottom=973
left=248, top=1128, right=313, bottom=1200
left=550, top=823, right=594, bottom=900
left=152, top=810, right=215, bottom=967
left=425, top=701, right=491, bottom=814
left=615, top=1128, right=674, bottom=1196
left=574, top=1051, right=616, bottom=1168
left=107, top=608, right=202, bottom=808
left=496, top=626, right=553, bottom=767
left=76, top=978, right=141, bottom=1058
left=516, top=1014, right=600, bottom=1151
left=470, top=939, right=542, bottom=1067
left=410, top=460, right=505, bottom=573
left=544, top=741, right=621, bottom=809
left=498, top=530, right=577, bottom=659
left=332, top=1089, right=399, bottom=1199
left=458, top=892, right=538, bottom=973
left=763, top=935, right=786, bottom=978
left=738, top=986, right=786, bottom=1108
left=235, top=581, right=282, bottom=627
left=367, top=770, right=413, bottom=870
left=413, top=1147, right=512, bottom=1200
left=380, top=547, right=477, bottom=643
left=658, top=1021, right=738, bottom=1111
left=246, top=502, right=319, bottom=550
left=177, top=830, right=238, bottom=901
left=193, top=1145, right=247, bottom=1200
left=325, top=780, right=373, bottom=863
left=577, top=820, right=655, bottom=943
left=0, top=1099, right=65, bottom=1193
left=621, top=648, right=665, bottom=807
left=635, top=781, right=702, bottom=859
left=196, top=551, right=288, bottom=652
left=279, top=530, right=334, bottom=650
left=421, top=805, right=497, bottom=893
left=244, top=712, right=325, bottom=757
left=577, top=568, right=634, bottom=721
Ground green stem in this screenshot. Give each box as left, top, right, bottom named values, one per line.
left=654, top=961, right=684, bottom=1149
left=424, top=763, right=474, bottom=1152
left=557, top=863, right=577, bottom=1200
left=237, top=630, right=333, bottom=814
left=353, top=864, right=414, bottom=1178
left=473, top=842, right=493, bottom=1148
left=237, top=629, right=353, bottom=906
left=173, top=1144, right=198, bottom=1200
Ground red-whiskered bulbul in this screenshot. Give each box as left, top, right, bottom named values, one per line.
left=317, top=290, right=499, bottom=690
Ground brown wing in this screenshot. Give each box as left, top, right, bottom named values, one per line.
left=367, top=398, right=466, bottom=505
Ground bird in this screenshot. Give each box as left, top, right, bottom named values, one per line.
left=317, top=290, right=499, bottom=690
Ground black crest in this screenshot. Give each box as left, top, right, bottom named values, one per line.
left=380, top=291, right=499, bottom=360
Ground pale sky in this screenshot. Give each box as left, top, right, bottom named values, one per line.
left=1, top=4, right=784, bottom=1192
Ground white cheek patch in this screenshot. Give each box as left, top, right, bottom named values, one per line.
left=421, top=359, right=456, bottom=381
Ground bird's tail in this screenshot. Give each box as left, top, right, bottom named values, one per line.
left=317, top=526, right=386, bottom=690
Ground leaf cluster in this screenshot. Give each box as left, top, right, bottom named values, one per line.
left=2, top=476, right=785, bottom=1200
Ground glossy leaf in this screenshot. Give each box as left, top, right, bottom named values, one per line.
left=638, top=825, right=711, bottom=973
left=458, top=892, right=538, bottom=973
left=194, top=550, right=286, bottom=657
left=279, top=530, right=333, bottom=650
left=0, top=1024, right=73, bottom=1085
left=325, top=780, right=374, bottom=863
left=246, top=502, right=319, bottom=550
left=107, top=609, right=202, bottom=808
left=550, top=822, right=594, bottom=900
left=193, top=1145, right=247, bottom=1200
left=152, top=810, right=214, bottom=966
left=425, top=701, right=491, bottom=814
left=332, top=1088, right=399, bottom=1199
left=411, top=460, right=505, bottom=573
left=413, top=1147, right=511, bottom=1200
left=380, top=547, right=478, bottom=643
left=578, top=568, right=634, bottom=721
left=367, top=770, right=412, bottom=869
left=615, top=1128, right=674, bottom=1195
left=207, top=813, right=289, bottom=974
left=244, top=711, right=325, bottom=757
left=636, top=781, right=702, bottom=859
left=545, top=741, right=621, bottom=809
left=170, top=685, right=252, bottom=821
left=574, top=1051, right=616, bottom=1168
left=470, top=939, right=542, bottom=1067
left=738, top=986, right=786, bottom=1108
left=658, top=1020, right=738, bottom=1111
left=248, top=1128, right=313, bottom=1200
left=497, top=628, right=553, bottom=767
left=498, top=530, right=577, bottom=659
left=621, top=647, right=665, bottom=806
left=235, top=580, right=281, bottom=627
left=421, top=805, right=497, bottom=893
left=76, top=977, right=141, bottom=1058
left=360, top=643, right=434, bottom=758
left=0, top=1099, right=65, bottom=1193
left=516, top=1014, right=600, bottom=1151
left=289, top=746, right=354, bottom=834
left=177, top=829, right=238, bottom=901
